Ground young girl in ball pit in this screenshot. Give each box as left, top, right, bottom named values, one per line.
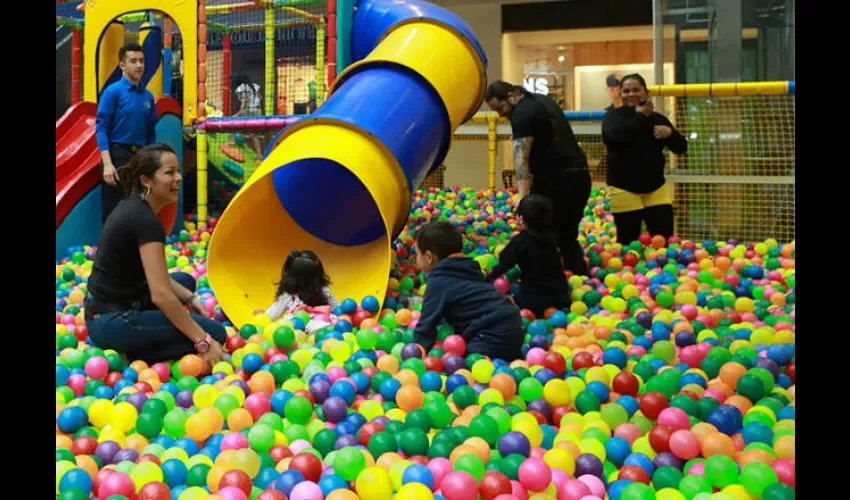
left=265, top=250, right=340, bottom=332
left=84, top=143, right=228, bottom=368
left=486, top=194, right=571, bottom=317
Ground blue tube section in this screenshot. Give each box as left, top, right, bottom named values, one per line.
left=351, top=0, right=487, bottom=70
left=163, top=47, right=173, bottom=97
left=141, top=26, right=164, bottom=89
left=313, top=66, right=449, bottom=191
left=156, top=112, right=185, bottom=235
left=272, top=65, right=448, bottom=246
left=273, top=159, right=384, bottom=246
left=337, top=0, right=355, bottom=73
left=787, top=80, right=795, bottom=96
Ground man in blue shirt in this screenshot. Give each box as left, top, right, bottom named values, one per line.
left=95, top=42, right=158, bottom=222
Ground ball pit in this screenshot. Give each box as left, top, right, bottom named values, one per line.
left=56, top=186, right=795, bottom=500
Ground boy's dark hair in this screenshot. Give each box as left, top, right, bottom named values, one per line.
left=119, top=42, right=144, bottom=61
left=416, top=221, right=463, bottom=259
left=517, top=194, right=554, bottom=231
left=275, top=250, right=331, bottom=306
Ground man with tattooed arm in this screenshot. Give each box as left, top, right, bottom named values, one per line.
left=485, top=81, right=592, bottom=276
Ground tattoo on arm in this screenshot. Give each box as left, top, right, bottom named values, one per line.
left=513, top=137, right=534, bottom=181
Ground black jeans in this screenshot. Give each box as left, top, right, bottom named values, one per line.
left=533, top=169, right=593, bottom=276
left=613, top=204, right=674, bottom=246
left=85, top=273, right=227, bottom=364
left=102, top=144, right=138, bottom=223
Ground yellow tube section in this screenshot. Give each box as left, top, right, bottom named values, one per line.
left=139, top=22, right=164, bottom=99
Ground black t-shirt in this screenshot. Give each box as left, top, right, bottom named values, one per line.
left=87, top=196, right=167, bottom=304
left=509, top=93, right=587, bottom=184
left=602, top=106, right=688, bottom=193
left=485, top=230, right=569, bottom=296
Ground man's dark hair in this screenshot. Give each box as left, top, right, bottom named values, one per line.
left=119, top=42, right=144, bottom=61
left=606, top=73, right=621, bottom=88
left=517, top=194, right=554, bottom=231
left=485, top=80, right=527, bottom=101
left=416, top=221, right=463, bottom=260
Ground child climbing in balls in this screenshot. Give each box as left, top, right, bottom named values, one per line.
left=486, top=194, right=571, bottom=317
left=266, top=250, right=340, bottom=328
left=412, top=221, right=525, bottom=361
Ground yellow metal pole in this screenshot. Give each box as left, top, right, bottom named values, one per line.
left=264, top=6, right=275, bottom=116
left=487, top=114, right=497, bottom=190
left=315, top=24, right=326, bottom=106
left=197, top=130, right=208, bottom=225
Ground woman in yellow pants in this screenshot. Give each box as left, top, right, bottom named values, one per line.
left=602, top=74, right=688, bottom=245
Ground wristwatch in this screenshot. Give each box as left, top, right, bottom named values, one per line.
left=195, top=334, right=214, bottom=354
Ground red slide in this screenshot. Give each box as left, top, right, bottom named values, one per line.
left=55, top=98, right=183, bottom=229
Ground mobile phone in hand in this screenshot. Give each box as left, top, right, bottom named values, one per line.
left=639, top=97, right=651, bottom=105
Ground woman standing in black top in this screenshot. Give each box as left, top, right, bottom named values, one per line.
left=486, top=194, right=570, bottom=316
left=84, top=143, right=228, bottom=367
left=602, top=74, right=688, bottom=246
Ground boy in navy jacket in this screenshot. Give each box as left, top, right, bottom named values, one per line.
left=412, top=221, right=525, bottom=361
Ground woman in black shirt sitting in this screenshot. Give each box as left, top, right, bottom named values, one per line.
left=602, top=74, right=688, bottom=246
left=486, top=194, right=570, bottom=316
left=84, top=143, right=227, bottom=367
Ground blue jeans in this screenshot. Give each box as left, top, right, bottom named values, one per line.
left=85, top=273, right=227, bottom=364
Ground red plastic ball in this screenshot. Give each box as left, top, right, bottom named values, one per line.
left=104, top=372, right=124, bottom=388
left=572, top=352, right=596, bottom=370
left=785, top=361, right=795, bottom=383
left=552, top=405, right=572, bottom=425
left=619, top=464, right=651, bottom=484
left=256, top=491, right=287, bottom=500
left=71, top=436, right=98, bottom=456
left=639, top=392, right=670, bottom=420
left=542, top=352, right=566, bottom=376
left=358, top=421, right=385, bottom=447
left=288, top=453, right=323, bottom=483
left=423, top=355, right=443, bottom=373
left=479, top=471, right=513, bottom=500
left=648, top=424, right=674, bottom=453
left=138, top=481, right=172, bottom=500
left=612, top=372, right=640, bottom=396
left=226, top=335, right=247, bottom=352
left=269, top=445, right=293, bottom=463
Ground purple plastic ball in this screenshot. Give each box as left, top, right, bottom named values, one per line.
left=176, top=390, right=195, bottom=409
left=112, top=448, right=139, bottom=464
left=752, top=358, right=780, bottom=380
left=443, top=355, right=465, bottom=374
left=334, top=434, right=359, bottom=450
left=574, top=453, right=604, bottom=478
left=636, top=311, right=653, bottom=329
left=526, top=399, right=552, bottom=422
left=229, top=379, right=250, bottom=397
left=322, top=396, right=349, bottom=423
left=401, top=343, right=423, bottom=360
left=126, top=392, right=148, bottom=413
left=373, top=416, right=390, bottom=427
left=310, top=380, right=332, bottom=404
left=497, top=431, right=531, bottom=458
left=654, top=451, right=684, bottom=470
left=95, top=441, right=120, bottom=464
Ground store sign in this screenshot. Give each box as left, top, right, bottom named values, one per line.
left=523, top=77, right=549, bottom=95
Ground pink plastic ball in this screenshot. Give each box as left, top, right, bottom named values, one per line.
left=614, top=424, right=642, bottom=444
left=772, top=458, right=795, bottom=487
left=686, top=461, right=705, bottom=476
left=494, top=496, right=521, bottom=500
left=151, top=363, right=171, bottom=382
left=427, top=457, right=453, bottom=490
left=288, top=482, right=323, bottom=500
left=679, top=346, right=704, bottom=368
left=510, top=481, right=529, bottom=500
left=243, top=393, right=272, bottom=421
left=576, top=475, right=606, bottom=498
left=218, top=486, right=249, bottom=500
left=440, top=471, right=479, bottom=500
left=269, top=354, right=288, bottom=364
left=518, top=458, right=551, bottom=493
left=62, top=314, right=76, bottom=325
left=67, top=374, right=87, bottom=396
left=526, top=348, right=546, bottom=366
left=98, top=472, right=136, bottom=498
left=494, top=278, right=510, bottom=294
left=550, top=469, right=569, bottom=490
left=326, top=367, right=347, bottom=383
left=220, top=432, right=250, bottom=451
left=668, top=430, right=701, bottom=460
left=288, top=439, right=311, bottom=455
left=627, top=346, right=646, bottom=357
left=702, top=388, right=727, bottom=403
left=657, top=407, right=690, bottom=430
left=84, top=356, right=110, bottom=379
left=529, top=447, right=546, bottom=460
left=558, top=479, right=591, bottom=500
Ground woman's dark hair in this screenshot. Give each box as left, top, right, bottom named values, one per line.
left=117, top=143, right=176, bottom=197
left=620, top=73, right=648, bottom=90
left=518, top=194, right=554, bottom=231
left=485, top=80, right=528, bottom=101
left=275, top=250, right=331, bottom=306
